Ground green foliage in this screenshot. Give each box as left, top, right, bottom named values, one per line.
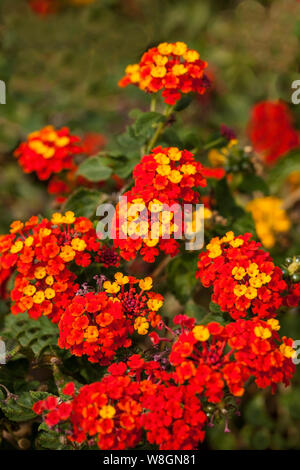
left=63, top=188, right=102, bottom=218
left=2, top=314, right=59, bottom=358
left=232, top=213, right=257, bottom=237
left=0, top=0, right=300, bottom=451
left=108, top=110, right=166, bottom=178
left=174, top=95, right=193, bottom=112
left=36, top=423, right=75, bottom=450
left=166, top=255, right=198, bottom=304
left=184, top=300, right=208, bottom=321
left=0, top=389, right=38, bottom=422
left=238, top=173, right=269, bottom=195
left=268, top=150, right=300, bottom=192
left=214, top=178, right=244, bottom=219
left=76, top=156, right=112, bottom=182
left=133, top=111, right=164, bottom=138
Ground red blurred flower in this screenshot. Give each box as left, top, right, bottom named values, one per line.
left=247, top=101, right=299, bottom=165
left=14, top=126, right=82, bottom=180
left=81, top=132, right=106, bottom=156
left=28, top=0, right=59, bottom=15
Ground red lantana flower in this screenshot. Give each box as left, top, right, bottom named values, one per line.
left=0, top=212, right=118, bottom=323
left=14, top=126, right=82, bottom=180
left=113, top=146, right=224, bottom=263
left=141, top=383, right=207, bottom=450
left=196, top=231, right=287, bottom=320
left=58, top=291, right=132, bottom=364
left=169, top=316, right=295, bottom=402
left=119, top=42, right=210, bottom=105
left=33, top=376, right=144, bottom=450
left=58, top=273, right=163, bottom=363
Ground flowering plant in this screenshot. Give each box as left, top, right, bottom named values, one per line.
left=0, top=40, right=300, bottom=451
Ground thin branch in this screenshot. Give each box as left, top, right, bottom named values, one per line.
left=151, top=255, right=172, bottom=279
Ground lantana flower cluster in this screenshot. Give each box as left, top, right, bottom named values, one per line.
left=32, top=310, right=296, bottom=450
left=58, top=273, right=163, bottom=363
left=15, top=126, right=111, bottom=205
left=2, top=39, right=298, bottom=451
left=33, top=377, right=143, bottom=450
left=48, top=132, right=108, bottom=204
left=141, top=382, right=207, bottom=450
left=196, top=231, right=287, bottom=320
left=0, top=212, right=119, bottom=323
left=31, top=230, right=297, bottom=449
left=113, top=146, right=224, bottom=262
left=170, top=316, right=295, bottom=401
left=33, top=360, right=208, bottom=450
left=119, top=42, right=210, bottom=105
left=30, top=230, right=297, bottom=449
left=14, top=126, right=82, bottom=181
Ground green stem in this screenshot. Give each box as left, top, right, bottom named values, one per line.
left=150, top=95, right=157, bottom=112
left=146, top=105, right=174, bottom=153
left=203, top=137, right=225, bottom=151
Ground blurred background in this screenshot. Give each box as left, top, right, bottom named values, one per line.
left=1, top=0, right=300, bottom=449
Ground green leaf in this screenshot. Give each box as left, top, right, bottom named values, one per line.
left=160, top=128, right=183, bottom=148
left=116, top=128, right=142, bottom=156
left=0, top=391, right=37, bottom=422
left=205, top=302, right=229, bottom=325
left=2, top=314, right=59, bottom=358
left=209, top=301, right=222, bottom=314
left=134, top=111, right=164, bottom=138
left=214, top=178, right=244, bottom=219
left=238, top=173, right=269, bottom=195
left=63, top=188, right=101, bottom=218
left=77, top=157, right=112, bottom=182
left=232, top=213, right=257, bottom=237
left=52, top=364, right=82, bottom=399
left=114, top=157, right=139, bottom=179
left=36, top=429, right=75, bottom=450
left=30, top=391, right=53, bottom=402
left=167, top=255, right=198, bottom=304
left=128, top=108, right=143, bottom=120
left=174, top=95, right=192, bottom=112
left=110, top=111, right=164, bottom=164
left=267, top=150, right=300, bottom=192
left=199, top=313, right=227, bottom=325
left=185, top=300, right=208, bottom=320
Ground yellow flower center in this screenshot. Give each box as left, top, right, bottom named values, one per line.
left=193, top=325, right=210, bottom=342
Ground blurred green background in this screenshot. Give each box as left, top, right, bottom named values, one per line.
left=1, top=0, right=300, bottom=449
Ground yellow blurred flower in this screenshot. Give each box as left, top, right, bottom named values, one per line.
left=246, top=197, right=291, bottom=249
